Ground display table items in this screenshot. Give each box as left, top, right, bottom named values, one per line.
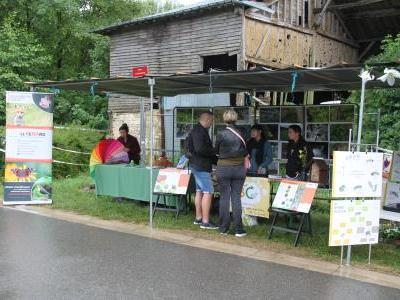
left=94, top=165, right=194, bottom=218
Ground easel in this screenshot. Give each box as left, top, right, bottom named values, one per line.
left=268, top=208, right=312, bottom=247
left=152, top=193, right=188, bottom=220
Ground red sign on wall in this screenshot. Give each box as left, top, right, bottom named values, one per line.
left=131, top=65, right=149, bottom=78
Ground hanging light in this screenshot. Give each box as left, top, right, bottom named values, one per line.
left=378, top=68, right=400, bottom=86
left=359, top=70, right=375, bottom=82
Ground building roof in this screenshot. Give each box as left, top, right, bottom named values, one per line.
left=94, top=0, right=274, bottom=35
left=315, top=0, right=400, bottom=43
left=29, top=63, right=400, bottom=97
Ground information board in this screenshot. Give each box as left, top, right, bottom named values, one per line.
left=329, top=200, right=380, bottom=246
left=272, top=179, right=318, bottom=213
left=241, top=177, right=270, bottom=218
left=332, top=151, right=383, bottom=198
left=154, top=168, right=191, bottom=195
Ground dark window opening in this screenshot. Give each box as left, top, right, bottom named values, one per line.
left=203, top=54, right=237, bottom=72
left=304, top=0, right=309, bottom=27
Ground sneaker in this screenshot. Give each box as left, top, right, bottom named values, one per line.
left=235, top=229, right=247, bottom=237
left=193, top=218, right=202, bottom=225
left=220, top=229, right=229, bottom=236
left=200, top=222, right=219, bottom=230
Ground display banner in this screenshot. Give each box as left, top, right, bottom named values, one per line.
left=241, top=177, right=270, bottom=218
left=4, top=91, right=54, bottom=205
left=329, top=200, right=380, bottom=246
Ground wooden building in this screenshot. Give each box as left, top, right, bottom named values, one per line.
left=94, top=0, right=400, bottom=138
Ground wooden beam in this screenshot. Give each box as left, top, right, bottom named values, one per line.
left=331, top=9, right=354, bottom=40
left=254, top=27, right=272, bottom=57
left=357, top=36, right=385, bottom=43
left=358, top=40, right=376, bottom=61
left=314, top=0, right=333, bottom=28
left=346, top=8, right=400, bottom=19
left=329, top=0, right=384, bottom=10
left=313, top=0, right=385, bottom=12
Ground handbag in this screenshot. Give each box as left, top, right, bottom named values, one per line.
left=226, top=127, right=251, bottom=170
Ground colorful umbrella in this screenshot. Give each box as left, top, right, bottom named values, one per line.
left=90, top=139, right=129, bottom=177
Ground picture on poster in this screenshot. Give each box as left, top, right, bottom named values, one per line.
left=332, top=151, right=383, bottom=198
left=6, top=91, right=53, bottom=127
left=176, top=123, right=192, bottom=139
left=384, top=181, right=400, bottom=206
left=272, top=180, right=318, bottom=213
left=4, top=162, right=52, bottom=203
left=329, top=200, right=380, bottom=246
left=382, top=153, right=393, bottom=179
left=389, top=151, right=400, bottom=182
left=154, top=168, right=191, bottom=195
left=241, top=177, right=270, bottom=218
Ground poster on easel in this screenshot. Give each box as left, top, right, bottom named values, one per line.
left=241, top=177, right=270, bottom=218
left=4, top=91, right=54, bottom=205
left=272, top=179, right=318, bottom=213
left=153, top=168, right=191, bottom=195
left=329, top=200, right=380, bottom=246
left=389, top=151, right=400, bottom=182
left=332, top=151, right=383, bottom=198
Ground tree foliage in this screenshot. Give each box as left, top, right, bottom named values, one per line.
left=348, top=34, right=400, bottom=150
left=0, top=0, right=177, bottom=128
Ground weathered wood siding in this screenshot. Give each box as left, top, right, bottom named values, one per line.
left=244, top=15, right=358, bottom=68
left=108, top=7, right=243, bottom=107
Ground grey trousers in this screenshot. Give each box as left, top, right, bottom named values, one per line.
left=216, top=165, right=246, bottom=232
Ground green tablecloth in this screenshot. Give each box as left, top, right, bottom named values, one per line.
left=94, top=164, right=193, bottom=206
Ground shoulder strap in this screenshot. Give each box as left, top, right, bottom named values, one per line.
left=226, top=127, right=246, bottom=147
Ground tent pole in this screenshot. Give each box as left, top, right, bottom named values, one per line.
left=348, top=69, right=368, bottom=266
left=357, top=71, right=367, bottom=150
left=148, top=78, right=155, bottom=229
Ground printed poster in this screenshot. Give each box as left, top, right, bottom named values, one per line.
left=241, top=177, right=270, bottom=218
left=4, top=91, right=53, bottom=205
left=272, top=179, right=318, bottom=213
left=329, top=200, right=380, bottom=246
left=389, top=151, right=400, bottom=182
left=332, top=151, right=383, bottom=198
left=153, top=168, right=191, bottom=195
left=384, top=181, right=400, bottom=206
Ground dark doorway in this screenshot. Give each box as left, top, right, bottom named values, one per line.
left=202, top=54, right=237, bottom=72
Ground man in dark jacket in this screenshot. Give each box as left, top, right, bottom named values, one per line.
left=189, top=112, right=218, bottom=230
left=286, top=125, right=313, bottom=180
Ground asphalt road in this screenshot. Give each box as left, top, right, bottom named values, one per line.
left=0, top=208, right=398, bottom=300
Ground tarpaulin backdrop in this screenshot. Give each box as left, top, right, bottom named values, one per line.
left=4, top=91, right=54, bottom=205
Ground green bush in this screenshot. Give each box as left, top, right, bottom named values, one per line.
left=53, top=127, right=106, bottom=178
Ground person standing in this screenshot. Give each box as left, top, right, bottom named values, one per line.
left=117, top=123, right=141, bottom=164
left=286, top=125, right=313, bottom=180
left=215, top=110, right=248, bottom=237
left=247, top=124, right=273, bottom=176
left=189, top=112, right=218, bottom=230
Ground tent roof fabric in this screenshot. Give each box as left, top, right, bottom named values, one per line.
left=94, top=0, right=274, bottom=35
left=29, top=64, right=400, bottom=98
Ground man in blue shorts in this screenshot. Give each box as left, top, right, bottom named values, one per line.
left=189, top=112, right=218, bottom=230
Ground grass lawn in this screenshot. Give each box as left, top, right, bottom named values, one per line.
left=47, top=174, right=400, bottom=275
